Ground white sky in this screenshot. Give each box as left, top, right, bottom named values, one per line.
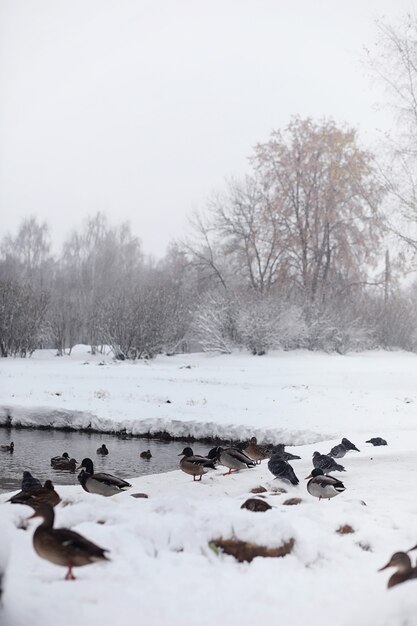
left=0, top=0, right=415, bottom=257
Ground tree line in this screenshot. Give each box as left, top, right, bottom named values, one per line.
left=2, top=16, right=417, bottom=358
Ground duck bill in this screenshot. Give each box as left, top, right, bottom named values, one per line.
left=378, top=562, right=392, bottom=572
left=304, top=474, right=312, bottom=480
left=408, top=544, right=417, bottom=552
left=75, top=464, right=84, bottom=471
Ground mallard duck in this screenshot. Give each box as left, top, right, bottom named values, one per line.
left=96, top=444, right=109, bottom=455
left=379, top=552, right=417, bottom=588
left=29, top=503, right=109, bottom=580
left=21, top=471, right=42, bottom=491
left=305, top=468, right=345, bottom=500
left=9, top=480, right=61, bottom=508
left=366, top=437, right=388, bottom=446
left=77, top=458, right=131, bottom=496
left=51, top=452, right=70, bottom=465
left=208, top=446, right=255, bottom=475
left=0, top=442, right=14, bottom=453
left=328, top=438, right=360, bottom=458
left=51, top=456, right=77, bottom=472
left=268, top=454, right=299, bottom=485
left=243, top=437, right=269, bottom=464
left=140, top=450, right=152, bottom=459
left=312, top=452, right=345, bottom=473
left=178, top=447, right=216, bottom=481
left=270, top=443, right=301, bottom=461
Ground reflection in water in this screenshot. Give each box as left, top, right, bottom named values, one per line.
left=0, top=429, right=212, bottom=494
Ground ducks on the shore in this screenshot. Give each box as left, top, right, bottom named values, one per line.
left=242, top=437, right=269, bottom=464
left=178, top=447, right=216, bottom=481
left=96, top=444, right=109, bottom=455
left=140, top=450, right=152, bottom=459
left=305, top=468, right=345, bottom=500
left=0, top=442, right=14, bottom=453
left=268, top=454, right=299, bottom=485
left=77, top=458, right=131, bottom=496
left=366, top=437, right=388, bottom=446
left=312, top=452, right=346, bottom=473
left=328, top=438, right=360, bottom=458
left=9, top=480, right=61, bottom=508
left=29, top=503, right=109, bottom=580
left=208, top=446, right=255, bottom=475
left=379, top=552, right=417, bottom=588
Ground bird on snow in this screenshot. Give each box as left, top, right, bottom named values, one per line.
left=270, top=443, right=301, bottom=461
left=96, top=444, right=109, bottom=455
left=178, top=447, right=216, bottom=481
left=379, top=552, right=417, bottom=589
left=208, top=446, right=255, bottom=475
left=366, top=437, right=388, bottom=446
left=328, top=438, right=360, bottom=458
left=305, top=468, right=345, bottom=500
left=21, top=471, right=42, bottom=491
left=77, top=458, right=131, bottom=496
left=242, top=437, right=270, bottom=464
left=29, top=503, right=109, bottom=580
left=9, top=480, right=61, bottom=509
left=268, top=453, right=299, bottom=485
left=312, top=452, right=345, bottom=473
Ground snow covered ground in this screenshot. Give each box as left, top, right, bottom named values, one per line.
left=1, top=347, right=417, bottom=625
left=1, top=345, right=417, bottom=443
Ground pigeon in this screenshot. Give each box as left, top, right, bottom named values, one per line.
left=328, top=438, right=360, bottom=458
left=312, top=452, right=345, bottom=472
left=268, top=454, right=299, bottom=485
left=21, top=471, right=42, bottom=492
left=270, top=443, right=301, bottom=461
left=366, top=437, right=388, bottom=446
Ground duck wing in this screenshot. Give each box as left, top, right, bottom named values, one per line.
left=50, top=528, right=109, bottom=561
left=186, top=455, right=216, bottom=469
left=92, top=472, right=131, bottom=488
left=225, top=448, right=255, bottom=465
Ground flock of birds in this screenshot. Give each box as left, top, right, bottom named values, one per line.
left=0, top=433, right=410, bottom=588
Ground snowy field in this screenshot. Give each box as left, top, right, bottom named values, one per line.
left=1, top=347, right=417, bottom=625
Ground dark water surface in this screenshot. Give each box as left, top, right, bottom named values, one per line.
left=0, top=428, right=211, bottom=494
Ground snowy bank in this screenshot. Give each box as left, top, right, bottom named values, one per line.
left=1, top=347, right=417, bottom=444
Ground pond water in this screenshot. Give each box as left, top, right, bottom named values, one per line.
left=0, top=428, right=213, bottom=494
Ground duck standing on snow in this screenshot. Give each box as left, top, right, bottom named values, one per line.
left=9, top=480, right=61, bottom=508
left=208, top=446, right=255, bottom=475
left=77, top=458, right=131, bottom=496
left=140, top=450, right=152, bottom=459
left=379, top=552, right=417, bottom=588
left=328, top=438, right=360, bottom=458
left=96, top=444, right=109, bottom=455
left=268, top=453, right=299, bottom=485
left=366, top=437, right=388, bottom=446
left=29, top=503, right=109, bottom=580
left=0, top=442, right=14, bottom=453
left=242, top=437, right=269, bottom=464
left=312, top=452, right=345, bottom=473
left=178, top=447, right=216, bottom=481
left=305, top=468, right=345, bottom=500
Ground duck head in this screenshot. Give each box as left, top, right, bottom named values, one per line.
left=77, top=458, right=94, bottom=474
left=379, top=552, right=412, bottom=573
left=305, top=468, right=324, bottom=479
left=178, top=447, right=194, bottom=457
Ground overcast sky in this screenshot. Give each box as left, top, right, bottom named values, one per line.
left=0, top=0, right=415, bottom=257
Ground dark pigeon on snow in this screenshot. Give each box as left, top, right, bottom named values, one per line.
left=366, top=437, right=388, bottom=446
left=312, top=452, right=345, bottom=473
left=328, top=438, right=360, bottom=458
left=268, top=454, right=299, bottom=485
left=21, top=471, right=42, bottom=492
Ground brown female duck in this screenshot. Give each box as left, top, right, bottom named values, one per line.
left=379, top=552, right=417, bottom=588
left=29, top=503, right=109, bottom=580
left=9, top=480, right=61, bottom=508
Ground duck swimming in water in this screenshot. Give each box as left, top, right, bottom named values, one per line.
left=96, top=444, right=109, bottom=455
left=0, top=442, right=14, bottom=453
left=140, top=450, right=152, bottom=459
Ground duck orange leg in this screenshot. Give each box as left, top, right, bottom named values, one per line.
left=65, top=563, right=76, bottom=580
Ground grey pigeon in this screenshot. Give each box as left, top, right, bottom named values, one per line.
left=21, top=471, right=42, bottom=491
left=366, top=437, right=387, bottom=446
left=312, top=452, right=345, bottom=472
left=328, top=438, right=360, bottom=458
left=271, top=443, right=301, bottom=461
left=268, top=454, right=299, bottom=485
